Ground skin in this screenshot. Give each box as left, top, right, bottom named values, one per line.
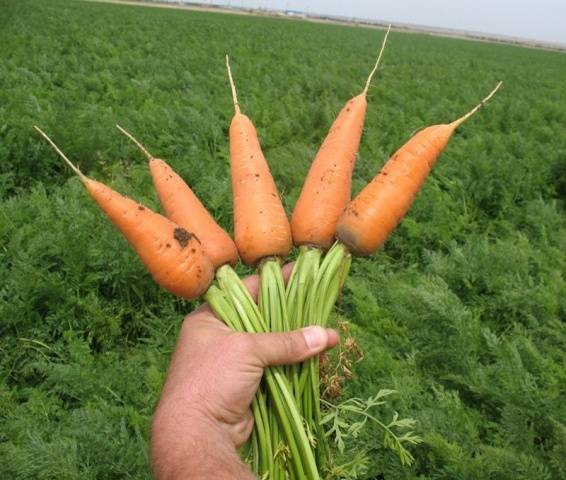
left=149, top=157, right=239, bottom=269
left=291, top=94, right=367, bottom=249
left=116, top=125, right=239, bottom=269
left=150, top=265, right=339, bottom=479
left=290, top=27, right=390, bottom=250
left=336, top=124, right=452, bottom=256
left=33, top=127, right=215, bottom=299
left=84, top=179, right=215, bottom=299
left=229, top=112, right=293, bottom=265
left=336, top=82, right=503, bottom=256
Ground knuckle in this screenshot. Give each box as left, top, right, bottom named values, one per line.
left=281, top=333, right=301, bottom=360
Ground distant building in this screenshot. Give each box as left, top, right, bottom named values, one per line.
left=284, top=10, right=306, bottom=18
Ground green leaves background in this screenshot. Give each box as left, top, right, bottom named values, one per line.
left=1, top=0, right=565, bottom=478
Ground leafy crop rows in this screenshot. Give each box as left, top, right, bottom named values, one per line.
left=1, top=0, right=565, bottom=478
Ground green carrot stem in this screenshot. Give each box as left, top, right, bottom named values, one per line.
left=251, top=395, right=271, bottom=476
left=250, top=429, right=259, bottom=473
left=213, top=266, right=320, bottom=479
left=258, top=258, right=291, bottom=479
left=286, top=247, right=322, bottom=404
left=284, top=242, right=352, bottom=472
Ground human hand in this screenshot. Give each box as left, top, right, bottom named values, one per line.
left=150, top=264, right=339, bottom=479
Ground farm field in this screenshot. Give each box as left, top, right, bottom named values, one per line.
left=1, top=0, right=566, bottom=478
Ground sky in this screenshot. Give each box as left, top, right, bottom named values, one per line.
left=202, top=0, right=566, bottom=45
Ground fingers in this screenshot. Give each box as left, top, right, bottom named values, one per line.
left=240, top=275, right=259, bottom=300
left=252, top=326, right=339, bottom=367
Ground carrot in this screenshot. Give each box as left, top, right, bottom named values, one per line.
left=116, top=125, right=239, bottom=269
left=111, top=129, right=280, bottom=478
left=226, top=55, right=292, bottom=265
left=35, top=127, right=214, bottom=299
left=336, top=81, right=503, bottom=256
left=291, top=25, right=391, bottom=250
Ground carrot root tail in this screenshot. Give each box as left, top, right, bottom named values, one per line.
left=116, top=124, right=153, bottom=161
left=226, top=54, right=241, bottom=114
left=451, top=81, right=503, bottom=128
left=362, top=24, right=391, bottom=96
left=34, top=126, right=88, bottom=182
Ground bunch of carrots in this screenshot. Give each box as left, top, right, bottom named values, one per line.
left=36, top=26, right=502, bottom=479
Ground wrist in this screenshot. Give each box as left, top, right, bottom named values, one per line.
left=151, top=399, right=252, bottom=480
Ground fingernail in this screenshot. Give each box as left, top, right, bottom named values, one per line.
left=301, top=326, right=327, bottom=350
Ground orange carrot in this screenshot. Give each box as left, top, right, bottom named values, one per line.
left=116, top=125, right=239, bottom=269
left=336, top=81, right=503, bottom=256
left=226, top=56, right=292, bottom=265
left=35, top=127, right=214, bottom=299
left=291, top=26, right=391, bottom=250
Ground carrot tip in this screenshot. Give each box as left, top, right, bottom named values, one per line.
left=225, top=54, right=241, bottom=114
left=451, top=81, right=503, bottom=128
left=361, top=23, right=391, bottom=96
left=34, top=126, right=88, bottom=182
left=116, top=124, right=153, bottom=161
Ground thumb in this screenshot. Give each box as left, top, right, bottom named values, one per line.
left=253, top=326, right=339, bottom=367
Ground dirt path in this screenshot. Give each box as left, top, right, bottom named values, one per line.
left=86, top=0, right=268, bottom=17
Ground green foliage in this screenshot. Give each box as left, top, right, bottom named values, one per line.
left=1, top=0, right=565, bottom=478
left=322, top=390, right=422, bottom=471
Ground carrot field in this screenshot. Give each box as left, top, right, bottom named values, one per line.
left=1, top=0, right=565, bottom=478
